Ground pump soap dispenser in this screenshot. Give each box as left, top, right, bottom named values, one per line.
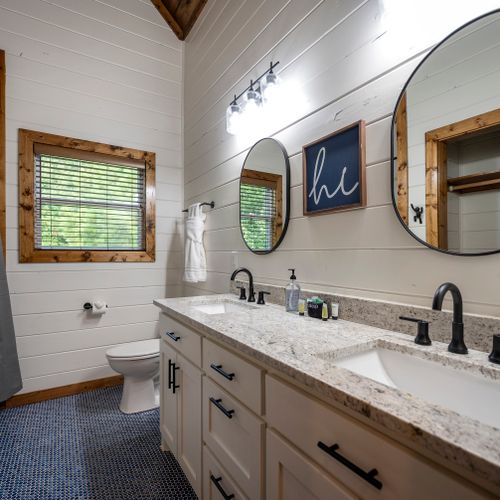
left=285, top=269, right=301, bottom=312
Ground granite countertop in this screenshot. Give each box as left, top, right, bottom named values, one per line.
left=153, top=294, right=500, bottom=489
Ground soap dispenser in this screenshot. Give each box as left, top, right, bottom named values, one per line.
left=285, top=268, right=301, bottom=312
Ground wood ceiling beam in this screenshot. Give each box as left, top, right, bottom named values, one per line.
left=151, top=0, right=185, bottom=40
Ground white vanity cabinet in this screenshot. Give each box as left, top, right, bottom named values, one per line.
left=160, top=325, right=203, bottom=498
left=158, top=312, right=492, bottom=500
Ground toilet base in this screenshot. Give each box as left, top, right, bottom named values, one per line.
left=119, top=377, right=160, bottom=414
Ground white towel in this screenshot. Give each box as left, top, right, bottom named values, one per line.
left=183, top=203, right=207, bottom=283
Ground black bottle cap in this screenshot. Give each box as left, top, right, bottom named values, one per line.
left=288, top=268, right=296, bottom=280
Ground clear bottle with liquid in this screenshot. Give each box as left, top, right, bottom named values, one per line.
left=285, top=268, right=301, bottom=312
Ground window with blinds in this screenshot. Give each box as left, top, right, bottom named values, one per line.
left=240, top=182, right=276, bottom=251
left=19, top=129, right=155, bottom=263
left=34, top=145, right=146, bottom=251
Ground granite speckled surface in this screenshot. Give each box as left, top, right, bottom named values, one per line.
left=231, top=280, right=500, bottom=353
left=154, top=294, right=500, bottom=490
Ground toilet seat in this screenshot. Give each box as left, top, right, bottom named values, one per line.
left=106, top=339, right=160, bottom=360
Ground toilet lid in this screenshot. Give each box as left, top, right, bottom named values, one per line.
left=106, top=339, right=160, bottom=359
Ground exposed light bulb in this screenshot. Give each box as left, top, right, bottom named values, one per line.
left=225, top=97, right=242, bottom=135
left=260, top=68, right=281, bottom=102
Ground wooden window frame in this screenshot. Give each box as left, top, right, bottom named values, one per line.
left=241, top=168, right=283, bottom=246
left=425, top=107, right=500, bottom=249
left=18, top=129, right=156, bottom=263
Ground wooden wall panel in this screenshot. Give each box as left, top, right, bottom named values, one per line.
left=184, top=0, right=500, bottom=319
left=0, top=0, right=183, bottom=394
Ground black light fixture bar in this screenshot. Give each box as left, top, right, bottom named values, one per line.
left=230, top=61, right=280, bottom=105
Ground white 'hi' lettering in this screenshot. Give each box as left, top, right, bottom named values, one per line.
left=308, top=147, right=359, bottom=205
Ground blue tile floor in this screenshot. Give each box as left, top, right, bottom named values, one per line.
left=0, top=386, right=197, bottom=499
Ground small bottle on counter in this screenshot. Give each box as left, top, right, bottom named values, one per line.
left=331, top=303, right=339, bottom=320
left=298, top=299, right=305, bottom=316
left=322, top=302, right=328, bottom=321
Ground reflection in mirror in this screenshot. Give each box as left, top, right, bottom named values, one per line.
left=392, top=9, right=500, bottom=255
left=239, top=138, right=290, bottom=254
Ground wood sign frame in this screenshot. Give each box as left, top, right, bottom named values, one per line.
left=303, top=121, right=366, bottom=216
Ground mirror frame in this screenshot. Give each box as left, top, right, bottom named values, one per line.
left=239, top=138, right=291, bottom=255
left=390, top=8, right=500, bottom=257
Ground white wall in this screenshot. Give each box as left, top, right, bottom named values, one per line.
left=0, top=0, right=183, bottom=393
left=184, top=0, right=500, bottom=318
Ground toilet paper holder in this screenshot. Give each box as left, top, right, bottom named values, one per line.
left=83, top=302, right=107, bottom=311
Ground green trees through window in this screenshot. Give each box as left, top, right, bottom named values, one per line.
left=35, top=154, right=145, bottom=250
left=240, top=182, right=275, bottom=251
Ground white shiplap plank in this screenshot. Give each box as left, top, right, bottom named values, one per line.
left=3, top=0, right=183, bottom=391
left=184, top=0, right=500, bottom=321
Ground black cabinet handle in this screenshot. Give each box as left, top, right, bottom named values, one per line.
left=210, top=363, right=235, bottom=381
left=210, top=475, right=235, bottom=500
left=167, top=359, right=173, bottom=389
left=165, top=331, right=180, bottom=342
left=172, top=363, right=180, bottom=394
left=317, top=441, right=382, bottom=490
left=209, top=397, right=235, bottom=419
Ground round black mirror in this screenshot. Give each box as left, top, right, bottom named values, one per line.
left=391, top=9, right=500, bottom=255
left=239, top=138, right=290, bottom=254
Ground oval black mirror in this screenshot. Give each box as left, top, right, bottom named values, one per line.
left=391, top=9, right=500, bottom=255
left=239, top=138, right=290, bottom=254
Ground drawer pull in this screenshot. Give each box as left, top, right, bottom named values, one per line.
left=210, top=397, right=235, bottom=419
left=317, top=441, right=382, bottom=490
left=210, top=475, right=235, bottom=500
left=210, top=363, right=235, bottom=381
left=165, top=331, right=180, bottom=342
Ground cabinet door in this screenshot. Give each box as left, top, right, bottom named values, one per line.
left=176, top=353, right=203, bottom=499
left=267, top=430, right=358, bottom=500
left=160, top=341, right=178, bottom=455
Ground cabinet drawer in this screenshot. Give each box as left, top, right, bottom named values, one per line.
left=203, top=338, right=263, bottom=414
left=267, top=429, right=358, bottom=500
left=159, top=314, right=201, bottom=367
left=203, top=377, right=264, bottom=500
left=203, top=445, right=247, bottom=500
left=266, top=376, right=487, bottom=500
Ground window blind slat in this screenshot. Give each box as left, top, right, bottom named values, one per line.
left=35, top=153, right=146, bottom=251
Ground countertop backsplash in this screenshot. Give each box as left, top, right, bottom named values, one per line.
left=231, top=280, right=499, bottom=353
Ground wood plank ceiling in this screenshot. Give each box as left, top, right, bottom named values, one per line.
left=151, top=0, right=208, bottom=41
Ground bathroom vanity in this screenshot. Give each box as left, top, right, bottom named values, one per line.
left=154, top=295, right=500, bottom=499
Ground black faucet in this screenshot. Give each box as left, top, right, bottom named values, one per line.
left=432, top=282, right=468, bottom=355
left=230, top=267, right=255, bottom=302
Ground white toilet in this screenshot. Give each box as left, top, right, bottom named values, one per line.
left=106, top=339, right=160, bottom=414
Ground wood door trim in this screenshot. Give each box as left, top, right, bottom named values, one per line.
left=395, top=93, right=408, bottom=224
left=425, top=107, right=500, bottom=248
left=0, top=375, right=123, bottom=409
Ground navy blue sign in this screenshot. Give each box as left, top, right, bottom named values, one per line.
left=303, top=121, right=366, bottom=215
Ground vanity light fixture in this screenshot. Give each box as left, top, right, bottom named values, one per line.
left=225, top=61, right=280, bottom=135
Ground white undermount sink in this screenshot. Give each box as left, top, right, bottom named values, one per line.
left=192, top=300, right=258, bottom=315
left=330, top=346, right=500, bottom=428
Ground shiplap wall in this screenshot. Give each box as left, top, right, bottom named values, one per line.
left=0, top=0, right=183, bottom=393
left=184, top=0, right=500, bottom=318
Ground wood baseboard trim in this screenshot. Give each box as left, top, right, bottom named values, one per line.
left=0, top=375, right=123, bottom=410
